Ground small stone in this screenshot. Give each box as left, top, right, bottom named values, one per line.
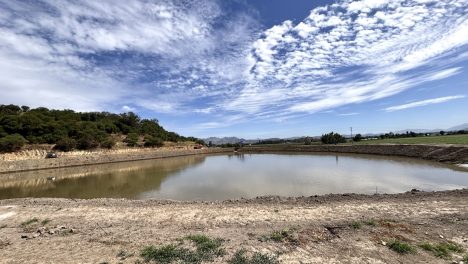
left=33, top=233, right=40, bottom=238
left=439, top=234, right=444, bottom=239
left=48, top=230, right=55, bottom=235
left=381, top=241, right=387, bottom=246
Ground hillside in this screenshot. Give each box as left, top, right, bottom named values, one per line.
left=0, top=104, right=201, bottom=152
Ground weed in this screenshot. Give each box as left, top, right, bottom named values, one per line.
left=20, top=217, right=38, bottom=227
left=363, top=219, right=376, bottom=226
left=141, top=245, right=185, bottom=263
left=350, top=221, right=362, bottom=229
left=387, top=240, right=416, bottom=254
left=269, top=228, right=298, bottom=243
left=463, top=253, right=468, bottom=263
left=419, top=241, right=465, bottom=259
left=141, top=235, right=225, bottom=263
left=41, top=219, right=51, bottom=225
left=229, top=249, right=279, bottom=264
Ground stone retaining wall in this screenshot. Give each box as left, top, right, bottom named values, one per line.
left=0, top=148, right=231, bottom=173
left=241, top=144, right=468, bottom=164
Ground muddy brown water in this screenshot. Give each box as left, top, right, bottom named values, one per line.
left=0, top=153, right=467, bottom=200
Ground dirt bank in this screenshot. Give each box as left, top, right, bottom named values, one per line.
left=0, top=148, right=231, bottom=173
left=0, top=190, right=467, bottom=263
left=241, top=144, right=468, bottom=164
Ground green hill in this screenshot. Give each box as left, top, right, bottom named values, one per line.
left=0, top=104, right=201, bottom=152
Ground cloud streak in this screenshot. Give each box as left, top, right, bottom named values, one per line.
left=384, top=95, right=466, bottom=112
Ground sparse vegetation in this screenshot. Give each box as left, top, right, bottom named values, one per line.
left=387, top=240, right=416, bottom=254
left=140, top=235, right=225, bottom=263
left=350, top=221, right=362, bottom=229
left=419, top=241, right=465, bottom=259
left=228, top=249, right=279, bottom=264
left=268, top=228, right=298, bottom=244
left=20, top=217, right=39, bottom=227
left=462, top=253, right=468, bottom=262
left=363, top=219, right=376, bottom=226
left=41, top=218, right=51, bottom=225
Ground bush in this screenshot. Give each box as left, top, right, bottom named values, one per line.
left=76, top=134, right=99, bottom=150
left=125, top=133, right=139, bottom=147
left=100, top=137, right=115, bottom=149
left=0, top=134, right=27, bottom=152
left=53, top=137, right=77, bottom=152
left=321, top=132, right=346, bottom=144
left=144, top=136, right=163, bottom=148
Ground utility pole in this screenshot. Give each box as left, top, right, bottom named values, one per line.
left=350, top=127, right=353, bottom=145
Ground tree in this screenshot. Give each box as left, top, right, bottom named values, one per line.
left=353, top=134, right=363, bottom=142
left=0, top=134, right=27, bottom=152
left=321, top=132, right=346, bottom=144
left=440, top=131, right=445, bottom=135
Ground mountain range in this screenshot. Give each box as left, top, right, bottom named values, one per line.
left=204, top=123, right=468, bottom=145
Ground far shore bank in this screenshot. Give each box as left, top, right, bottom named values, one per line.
left=241, top=144, right=468, bottom=164
left=1, top=143, right=467, bottom=173
left=0, top=148, right=231, bottom=173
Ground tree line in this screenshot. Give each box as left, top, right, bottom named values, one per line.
left=0, top=104, right=202, bottom=152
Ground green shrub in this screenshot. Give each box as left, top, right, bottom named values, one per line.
left=229, top=249, right=279, bottom=264
left=144, top=136, right=163, bottom=148
left=76, top=135, right=99, bottom=150
left=419, top=241, right=465, bottom=259
left=100, top=137, right=115, bottom=149
left=387, top=240, right=416, bottom=254
left=0, top=134, right=27, bottom=152
left=125, top=133, right=139, bottom=147
left=53, top=137, right=76, bottom=152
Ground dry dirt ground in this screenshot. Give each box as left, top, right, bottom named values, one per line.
left=0, top=190, right=467, bottom=264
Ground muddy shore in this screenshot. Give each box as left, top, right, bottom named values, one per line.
left=0, top=189, right=467, bottom=263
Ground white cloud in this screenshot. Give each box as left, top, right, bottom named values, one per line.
left=384, top=95, right=465, bottom=112
left=233, top=0, right=468, bottom=117
left=0, top=0, right=467, bottom=130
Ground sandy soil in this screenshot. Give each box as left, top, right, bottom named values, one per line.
left=0, top=190, right=467, bottom=263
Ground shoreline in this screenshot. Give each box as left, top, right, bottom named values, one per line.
left=0, top=147, right=231, bottom=174
left=1, top=189, right=467, bottom=263
left=0, top=144, right=467, bottom=173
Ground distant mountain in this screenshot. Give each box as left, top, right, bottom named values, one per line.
left=447, top=123, right=468, bottom=131
left=204, top=137, right=249, bottom=145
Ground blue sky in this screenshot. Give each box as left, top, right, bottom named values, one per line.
left=0, top=0, right=467, bottom=138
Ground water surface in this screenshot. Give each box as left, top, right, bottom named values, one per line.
left=0, top=153, right=467, bottom=200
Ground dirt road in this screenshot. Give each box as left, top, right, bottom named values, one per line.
left=0, top=190, right=467, bottom=263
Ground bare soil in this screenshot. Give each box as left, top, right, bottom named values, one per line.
left=1, top=189, right=467, bottom=263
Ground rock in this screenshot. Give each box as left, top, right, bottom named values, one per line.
left=48, top=230, right=55, bottom=235
left=439, top=234, right=444, bottom=239
left=381, top=241, right=387, bottom=246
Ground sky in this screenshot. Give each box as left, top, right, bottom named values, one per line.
left=0, top=0, right=467, bottom=138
